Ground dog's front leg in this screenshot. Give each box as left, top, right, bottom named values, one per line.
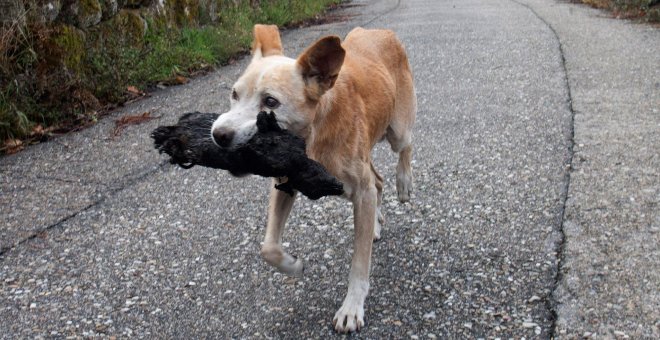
left=260, top=180, right=304, bottom=277
left=333, top=182, right=376, bottom=332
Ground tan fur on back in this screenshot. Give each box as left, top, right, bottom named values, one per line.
left=307, top=28, right=415, bottom=194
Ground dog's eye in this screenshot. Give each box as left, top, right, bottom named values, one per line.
left=231, top=89, right=239, bottom=101
left=263, top=96, right=280, bottom=109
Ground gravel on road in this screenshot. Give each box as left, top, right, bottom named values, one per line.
left=1, top=0, right=657, bottom=338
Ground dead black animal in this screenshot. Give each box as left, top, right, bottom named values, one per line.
left=151, top=111, right=344, bottom=200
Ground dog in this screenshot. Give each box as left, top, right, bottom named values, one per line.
left=211, top=24, right=416, bottom=333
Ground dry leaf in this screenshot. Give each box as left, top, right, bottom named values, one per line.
left=2, top=139, right=24, bottom=154
left=174, top=75, right=189, bottom=85
left=126, top=86, right=144, bottom=96
left=31, top=124, right=44, bottom=136
left=112, top=110, right=159, bottom=137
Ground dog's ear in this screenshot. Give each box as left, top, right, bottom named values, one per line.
left=252, top=24, right=283, bottom=59
left=296, top=36, right=345, bottom=100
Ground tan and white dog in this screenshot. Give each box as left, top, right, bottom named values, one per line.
left=211, top=24, right=416, bottom=333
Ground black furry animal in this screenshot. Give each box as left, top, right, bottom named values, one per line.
left=151, top=111, right=344, bottom=200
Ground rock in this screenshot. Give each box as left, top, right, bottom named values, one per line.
left=613, top=331, right=628, bottom=338
left=29, top=1, right=62, bottom=23
left=51, top=25, right=87, bottom=72
left=124, top=0, right=153, bottom=7
left=528, top=295, right=541, bottom=303
left=94, top=9, right=147, bottom=47
left=198, top=0, right=217, bottom=23
left=62, top=0, right=103, bottom=28
left=174, top=0, right=200, bottom=26
left=423, top=311, right=436, bottom=320
left=113, top=9, right=147, bottom=44
left=99, top=0, right=118, bottom=20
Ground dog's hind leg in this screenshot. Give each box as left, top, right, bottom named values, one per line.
left=386, top=116, right=415, bottom=203
left=260, top=180, right=303, bottom=277
left=387, top=72, right=416, bottom=203
left=395, top=144, right=413, bottom=202
left=370, top=162, right=384, bottom=241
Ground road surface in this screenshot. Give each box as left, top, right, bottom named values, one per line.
left=1, top=0, right=658, bottom=338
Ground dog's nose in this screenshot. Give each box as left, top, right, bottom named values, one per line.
left=212, top=127, right=235, bottom=147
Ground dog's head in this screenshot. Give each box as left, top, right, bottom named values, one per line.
left=211, top=24, right=345, bottom=147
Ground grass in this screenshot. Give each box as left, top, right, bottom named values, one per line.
left=578, top=0, right=660, bottom=21
left=0, top=0, right=342, bottom=153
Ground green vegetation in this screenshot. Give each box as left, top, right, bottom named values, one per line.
left=0, top=0, right=341, bottom=152
left=579, top=0, right=659, bottom=21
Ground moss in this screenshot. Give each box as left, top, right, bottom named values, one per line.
left=648, top=7, right=659, bottom=22
left=99, top=0, right=119, bottom=20
left=91, top=9, right=146, bottom=48
left=77, top=0, right=102, bottom=27
left=164, top=0, right=200, bottom=26
left=115, top=9, right=148, bottom=45
left=85, top=9, right=148, bottom=102
left=52, top=25, right=86, bottom=72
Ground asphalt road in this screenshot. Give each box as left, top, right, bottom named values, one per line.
left=1, top=0, right=658, bottom=338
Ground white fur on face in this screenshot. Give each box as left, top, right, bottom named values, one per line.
left=211, top=55, right=311, bottom=147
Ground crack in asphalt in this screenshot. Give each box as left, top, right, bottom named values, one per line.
left=361, top=0, right=578, bottom=334
left=0, top=161, right=169, bottom=259
left=9, top=174, right=110, bottom=188
left=33, top=175, right=109, bottom=187
left=509, top=0, right=577, bottom=337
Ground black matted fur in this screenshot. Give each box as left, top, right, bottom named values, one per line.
left=151, top=111, right=344, bottom=200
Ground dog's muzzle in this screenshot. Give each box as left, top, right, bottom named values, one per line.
left=212, top=127, right=235, bottom=147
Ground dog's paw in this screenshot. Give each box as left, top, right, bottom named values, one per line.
left=373, top=219, right=382, bottom=241
left=373, top=210, right=385, bottom=241
left=261, top=245, right=304, bottom=277
left=373, top=224, right=381, bottom=241
left=396, top=175, right=412, bottom=203
left=332, top=300, right=365, bottom=333
left=279, top=255, right=304, bottom=278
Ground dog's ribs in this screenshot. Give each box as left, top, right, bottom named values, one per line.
left=151, top=111, right=344, bottom=200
